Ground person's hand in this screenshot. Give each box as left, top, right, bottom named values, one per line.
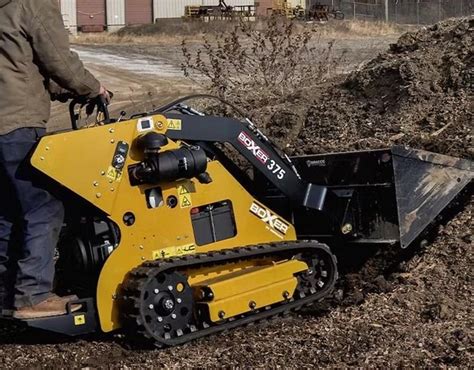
left=99, top=85, right=111, bottom=104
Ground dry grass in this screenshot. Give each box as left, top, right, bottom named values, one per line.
left=71, top=19, right=412, bottom=45
left=316, top=20, right=413, bottom=37
left=72, top=33, right=186, bottom=45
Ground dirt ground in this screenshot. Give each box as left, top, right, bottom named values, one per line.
left=1, top=19, right=472, bottom=368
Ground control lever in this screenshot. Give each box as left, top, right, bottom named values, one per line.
left=117, top=111, right=127, bottom=122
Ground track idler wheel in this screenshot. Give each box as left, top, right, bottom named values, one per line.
left=296, top=246, right=338, bottom=298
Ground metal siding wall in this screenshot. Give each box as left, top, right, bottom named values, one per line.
left=107, top=0, right=125, bottom=30
left=153, top=0, right=255, bottom=18
left=61, top=0, right=77, bottom=28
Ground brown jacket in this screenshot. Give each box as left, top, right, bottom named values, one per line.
left=0, top=0, right=100, bottom=135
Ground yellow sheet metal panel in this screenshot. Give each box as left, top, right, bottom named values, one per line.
left=197, top=260, right=307, bottom=322
left=194, top=260, right=307, bottom=298
left=32, top=115, right=298, bottom=332
left=206, top=278, right=298, bottom=322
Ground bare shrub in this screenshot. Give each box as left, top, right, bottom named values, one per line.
left=181, top=17, right=345, bottom=119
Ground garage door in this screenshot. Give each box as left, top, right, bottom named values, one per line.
left=125, top=0, right=153, bottom=25
left=77, top=0, right=106, bottom=30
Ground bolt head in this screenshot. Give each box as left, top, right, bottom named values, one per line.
left=157, top=316, right=163, bottom=322
left=341, top=223, right=353, bottom=235
left=148, top=304, right=154, bottom=309
left=218, top=310, right=225, bottom=319
left=164, top=299, right=174, bottom=311
left=168, top=285, right=173, bottom=291
left=154, top=288, right=159, bottom=294
left=171, top=313, right=177, bottom=319
left=176, top=298, right=182, bottom=304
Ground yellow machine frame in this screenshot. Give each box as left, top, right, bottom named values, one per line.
left=31, top=115, right=299, bottom=332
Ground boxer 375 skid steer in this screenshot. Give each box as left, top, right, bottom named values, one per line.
left=3, top=95, right=472, bottom=347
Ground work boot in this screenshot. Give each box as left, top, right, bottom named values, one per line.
left=13, top=294, right=81, bottom=319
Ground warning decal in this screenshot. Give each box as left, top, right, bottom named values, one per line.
left=177, top=182, right=195, bottom=208
left=180, top=195, right=192, bottom=208
left=167, top=119, right=182, bottom=131
left=74, top=315, right=86, bottom=326
left=152, top=244, right=196, bottom=259
left=106, top=166, right=122, bottom=182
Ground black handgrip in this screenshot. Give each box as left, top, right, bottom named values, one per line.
left=69, top=92, right=113, bottom=130
left=97, top=94, right=111, bottom=125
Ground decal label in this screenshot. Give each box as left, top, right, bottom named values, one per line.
left=106, top=166, right=123, bottom=182
left=108, top=141, right=129, bottom=182
left=238, top=131, right=269, bottom=164
left=152, top=244, right=196, bottom=259
left=180, top=196, right=192, bottom=208
left=74, top=315, right=86, bottom=326
left=238, top=131, right=286, bottom=180
left=112, top=141, right=129, bottom=171
left=167, top=119, right=182, bottom=131
left=177, top=183, right=194, bottom=208
left=250, top=201, right=290, bottom=238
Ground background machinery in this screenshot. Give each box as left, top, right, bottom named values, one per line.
left=184, top=0, right=255, bottom=21
left=2, top=95, right=472, bottom=346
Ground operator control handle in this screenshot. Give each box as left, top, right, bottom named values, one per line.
left=69, top=92, right=114, bottom=130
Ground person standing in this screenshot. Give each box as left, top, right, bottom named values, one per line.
left=0, top=0, right=109, bottom=318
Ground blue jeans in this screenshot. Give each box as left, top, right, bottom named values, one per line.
left=0, top=128, right=64, bottom=308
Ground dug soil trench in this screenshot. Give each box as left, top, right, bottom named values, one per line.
left=0, top=18, right=471, bottom=367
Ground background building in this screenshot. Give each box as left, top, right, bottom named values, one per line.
left=59, top=0, right=258, bottom=32
left=59, top=0, right=473, bottom=33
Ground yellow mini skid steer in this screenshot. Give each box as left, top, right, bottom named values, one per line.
left=3, top=95, right=472, bottom=347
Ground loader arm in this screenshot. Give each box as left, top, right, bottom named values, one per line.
left=162, top=113, right=328, bottom=211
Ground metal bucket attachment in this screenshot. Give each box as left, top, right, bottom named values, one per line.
left=391, top=147, right=472, bottom=248
left=259, top=146, right=472, bottom=249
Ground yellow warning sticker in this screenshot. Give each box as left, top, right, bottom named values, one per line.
left=179, top=194, right=192, bottom=208
left=177, top=182, right=195, bottom=195
left=167, top=119, right=182, bottom=131
left=177, top=183, right=194, bottom=208
left=179, top=186, right=190, bottom=195
left=106, top=166, right=122, bottom=182
left=152, top=244, right=196, bottom=259
left=74, top=314, right=86, bottom=326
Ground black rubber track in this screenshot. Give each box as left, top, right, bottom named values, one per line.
left=121, top=240, right=338, bottom=348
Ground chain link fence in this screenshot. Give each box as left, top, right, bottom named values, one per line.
left=326, top=0, right=473, bottom=24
